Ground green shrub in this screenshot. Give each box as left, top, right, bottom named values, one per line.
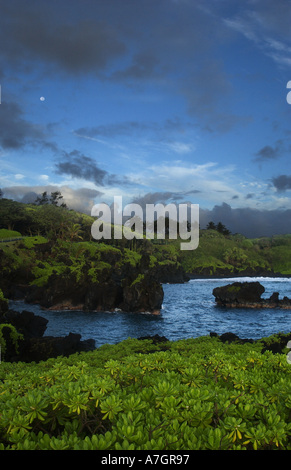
left=0, top=335, right=290, bottom=450
left=0, top=324, right=23, bottom=356
left=0, top=229, right=22, bottom=240
left=22, top=236, right=48, bottom=249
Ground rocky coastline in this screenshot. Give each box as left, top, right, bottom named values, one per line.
left=3, top=251, right=169, bottom=315
left=0, top=299, right=96, bottom=363
left=2, top=291, right=290, bottom=362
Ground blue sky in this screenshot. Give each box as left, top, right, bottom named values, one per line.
left=1, top=0, right=291, bottom=237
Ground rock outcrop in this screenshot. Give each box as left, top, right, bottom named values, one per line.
left=213, top=281, right=291, bottom=308
left=22, top=270, right=164, bottom=315
left=0, top=296, right=95, bottom=362
left=209, top=330, right=291, bottom=354
left=4, top=250, right=167, bottom=314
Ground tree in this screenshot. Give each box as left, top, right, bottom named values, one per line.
left=61, top=223, right=83, bottom=242
left=35, top=191, right=67, bottom=208
left=35, top=191, right=49, bottom=205
left=50, top=191, right=67, bottom=208
left=206, top=221, right=216, bottom=230
left=0, top=198, right=33, bottom=232
left=216, top=222, right=231, bottom=236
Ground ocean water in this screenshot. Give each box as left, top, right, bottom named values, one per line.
left=9, top=277, right=291, bottom=347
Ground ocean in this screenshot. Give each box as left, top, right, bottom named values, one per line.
left=9, top=277, right=291, bottom=347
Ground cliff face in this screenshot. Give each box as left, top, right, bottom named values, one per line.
left=213, top=281, right=291, bottom=308
left=23, top=270, right=164, bottom=315
left=0, top=240, right=169, bottom=314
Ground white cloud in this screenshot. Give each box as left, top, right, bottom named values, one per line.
left=223, top=6, right=291, bottom=68
left=164, top=141, right=195, bottom=154
left=14, top=173, right=25, bottom=180
left=39, top=174, right=49, bottom=181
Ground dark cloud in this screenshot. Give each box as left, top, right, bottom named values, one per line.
left=180, top=59, right=252, bottom=133
left=75, top=121, right=153, bottom=139
left=0, top=101, right=45, bottom=149
left=55, top=151, right=107, bottom=186
left=75, top=118, right=191, bottom=140
left=272, top=175, right=291, bottom=192
left=111, top=52, right=160, bottom=82
left=128, top=196, right=291, bottom=237
left=131, top=192, right=181, bottom=206
left=0, top=0, right=251, bottom=134
left=254, top=140, right=284, bottom=162
left=0, top=1, right=126, bottom=75
left=200, top=202, right=291, bottom=238
left=131, top=189, right=202, bottom=208
left=55, top=150, right=133, bottom=187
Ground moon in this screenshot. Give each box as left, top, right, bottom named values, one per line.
left=40, top=96, right=45, bottom=101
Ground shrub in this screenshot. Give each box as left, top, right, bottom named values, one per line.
left=0, top=335, right=290, bottom=450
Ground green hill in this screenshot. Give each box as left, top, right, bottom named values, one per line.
left=1, top=197, right=291, bottom=282
left=179, top=230, right=291, bottom=277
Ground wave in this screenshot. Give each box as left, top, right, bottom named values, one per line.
left=190, top=277, right=291, bottom=283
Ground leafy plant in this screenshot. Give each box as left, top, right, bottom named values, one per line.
left=0, top=335, right=290, bottom=450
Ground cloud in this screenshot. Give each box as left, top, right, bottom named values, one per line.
left=74, top=118, right=193, bottom=140
left=254, top=140, right=284, bottom=162
left=0, top=0, right=252, bottom=136
left=0, top=101, right=45, bottom=149
left=127, top=195, right=291, bottom=238
left=74, top=118, right=198, bottom=157
left=111, top=51, right=161, bottom=82
left=164, top=142, right=195, bottom=154
left=180, top=59, right=252, bottom=133
left=131, top=191, right=193, bottom=207
left=2, top=185, right=103, bottom=213
left=272, top=175, right=291, bottom=192
left=75, top=121, right=155, bottom=139
left=55, top=150, right=134, bottom=188
left=223, top=0, right=291, bottom=67
left=0, top=2, right=126, bottom=75
left=55, top=151, right=107, bottom=186
left=200, top=202, right=291, bottom=238
left=135, top=161, right=236, bottom=199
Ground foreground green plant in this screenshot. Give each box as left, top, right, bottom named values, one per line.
left=0, top=335, right=290, bottom=450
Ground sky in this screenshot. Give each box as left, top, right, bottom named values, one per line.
left=1, top=0, right=291, bottom=237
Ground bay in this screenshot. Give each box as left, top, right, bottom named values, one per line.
left=9, top=277, right=291, bottom=347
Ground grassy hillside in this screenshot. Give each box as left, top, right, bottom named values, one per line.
left=1, top=197, right=291, bottom=278
left=179, top=231, right=291, bottom=276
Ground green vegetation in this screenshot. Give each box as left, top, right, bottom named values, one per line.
left=0, top=229, right=22, bottom=240
left=0, top=198, right=290, bottom=451
left=1, top=197, right=291, bottom=277
left=179, top=230, right=291, bottom=276
left=0, top=324, right=23, bottom=356
left=0, top=335, right=290, bottom=450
